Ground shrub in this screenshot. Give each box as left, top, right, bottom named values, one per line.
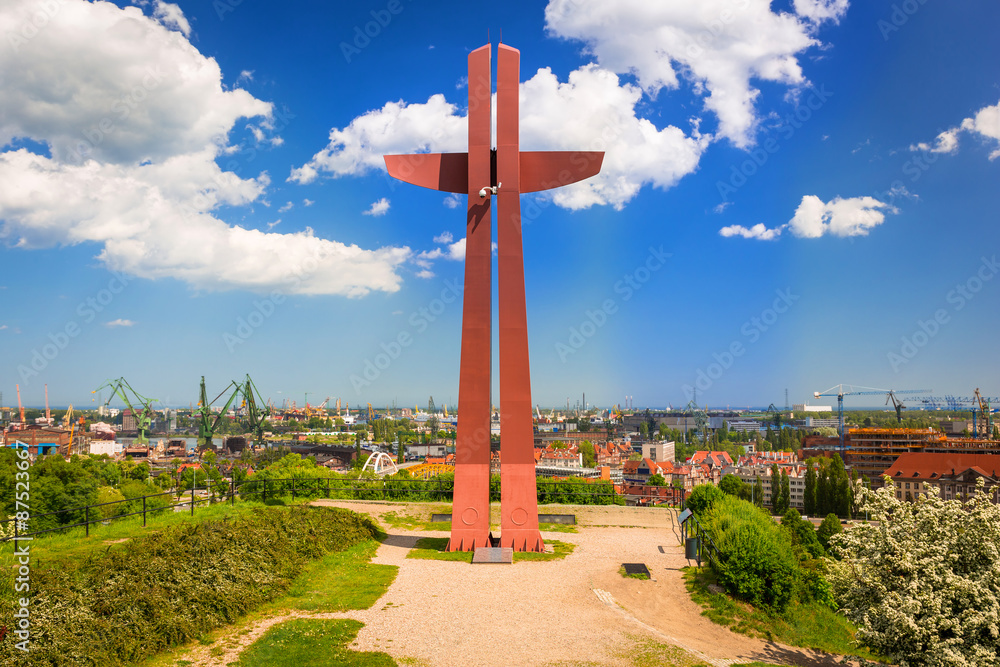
left=0, top=506, right=381, bottom=666
left=781, top=508, right=825, bottom=559
left=685, top=483, right=725, bottom=515
left=816, top=513, right=842, bottom=552
left=95, top=486, right=126, bottom=519
left=704, top=495, right=797, bottom=612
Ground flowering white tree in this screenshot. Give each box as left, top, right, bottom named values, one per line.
left=827, top=478, right=1000, bottom=667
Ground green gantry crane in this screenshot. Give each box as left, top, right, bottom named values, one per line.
left=196, top=376, right=243, bottom=448
left=93, top=377, right=158, bottom=445
left=238, top=375, right=271, bottom=448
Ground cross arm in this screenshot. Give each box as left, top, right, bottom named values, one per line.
left=519, top=151, right=604, bottom=193
left=383, top=153, right=469, bottom=194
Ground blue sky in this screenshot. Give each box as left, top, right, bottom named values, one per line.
left=1, top=0, right=998, bottom=411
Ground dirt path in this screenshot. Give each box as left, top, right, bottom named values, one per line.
left=175, top=501, right=846, bottom=667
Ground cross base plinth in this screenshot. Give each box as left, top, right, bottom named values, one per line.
left=499, top=529, right=544, bottom=553
left=446, top=531, right=494, bottom=552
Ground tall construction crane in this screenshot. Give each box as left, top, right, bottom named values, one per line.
left=196, top=376, right=243, bottom=448
left=813, top=384, right=930, bottom=450
left=93, top=377, right=158, bottom=444
left=238, top=375, right=271, bottom=448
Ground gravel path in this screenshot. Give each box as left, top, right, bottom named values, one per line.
left=177, top=501, right=848, bottom=667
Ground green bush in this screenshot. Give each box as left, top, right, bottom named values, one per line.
left=704, top=495, right=798, bottom=612
left=685, top=483, right=725, bottom=515
left=816, top=513, right=842, bottom=552
left=0, top=506, right=381, bottom=667
left=780, top=508, right=825, bottom=559
left=95, top=486, right=126, bottom=520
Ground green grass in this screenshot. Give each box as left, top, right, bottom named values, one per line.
left=137, top=535, right=396, bottom=667
left=269, top=539, right=398, bottom=612
left=683, top=567, right=883, bottom=662
left=406, top=537, right=575, bottom=562
left=514, top=539, right=575, bottom=561
left=406, top=537, right=474, bottom=561
left=235, top=619, right=395, bottom=666
left=539, top=521, right=578, bottom=533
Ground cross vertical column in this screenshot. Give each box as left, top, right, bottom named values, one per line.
left=446, top=44, right=493, bottom=552
left=496, top=43, right=543, bottom=553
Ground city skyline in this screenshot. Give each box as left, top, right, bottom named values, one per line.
left=1, top=0, right=998, bottom=409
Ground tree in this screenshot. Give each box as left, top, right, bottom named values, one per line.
left=804, top=463, right=817, bottom=516
left=719, top=474, right=745, bottom=497
left=829, top=454, right=850, bottom=518
left=816, top=513, right=842, bottom=552
left=816, top=464, right=830, bottom=516
left=426, top=416, right=439, bottom=439
left=780, top=508, right=824, bottom=559
left=647, top=473, right=666, bottom=486
left=753, top=475, right=764, bottom=507
left=828, top=479, right=1000, bottom=666
left=95, top=486, right=126, bottom=519
left=780, top=469, right=791, bottom=515
left=770, top=464, right=781, bottom=515
left=685, top=483, right=725, bottom=515
left=578, top=441, right=596, bottom=468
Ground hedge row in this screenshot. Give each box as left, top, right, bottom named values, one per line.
left=238, top=470, right=624, bottom=505
left=0, top=506, right=381, bottom=667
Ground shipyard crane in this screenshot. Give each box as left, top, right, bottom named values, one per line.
left=886, top=391, right=907, bottom=423
left=93, top=377, right=158, bottom=444
left=813, top=385, right=930, bottom=450
left=238, top=375, right=271, bottom=448
left=973, top=389, right=994, bottom=438
left=196, top=376, right=243, bottom=448
left=765, top=403, right=783, bottom=429
left=907, top=390, right=999, bottom=438
left=683, top=400, right=709, bottom=441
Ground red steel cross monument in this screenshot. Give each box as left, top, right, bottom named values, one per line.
left=384, top=43, right=603, bottom=552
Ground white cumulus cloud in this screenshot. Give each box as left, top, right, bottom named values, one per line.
left=152, top=1, right=190, bottom=36
left=0, top=0, right=411, bottom=297
left=911, top=99, right=1000, bottom=160
left=105, top=318, right=136, bottom=327
left=719, top=223, right=783, bottom=240
left=363, top=198, right=390, bottom=216
left=788, top=195, right=896, bottom=238
left=720, top=194, right=896, bottom=240
left=544, top=0, right=846, bottom=148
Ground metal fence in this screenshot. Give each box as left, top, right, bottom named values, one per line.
left=1, top=475, right=624, bottom=543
